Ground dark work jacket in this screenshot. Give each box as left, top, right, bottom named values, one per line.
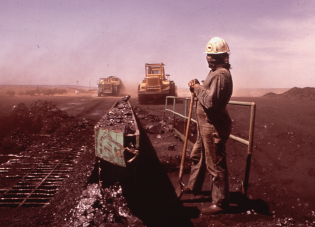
left=194, top=67, right=233, bottom=140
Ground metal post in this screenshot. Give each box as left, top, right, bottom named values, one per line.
left=242, top=103, right=256, bottom=196
left=164, top=97, right=168, bottom=121
left=172, top=98, right=176, bottom=128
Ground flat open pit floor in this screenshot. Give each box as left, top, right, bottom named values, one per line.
left=0, top=87, right=315, bottom=226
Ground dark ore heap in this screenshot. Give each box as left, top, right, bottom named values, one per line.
left=95, top=96, right=136, bottom=135
left=0, top=100, right=86, bottom=155
left=0, top=100, right=74, bottom=138
left=66, top=183, right=144, bottom=227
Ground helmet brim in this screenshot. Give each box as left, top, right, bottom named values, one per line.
left=204, top=52, right=229, bottom=54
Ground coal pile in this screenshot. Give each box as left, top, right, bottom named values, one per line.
left=0, top=128, right=31, bottom=153
left=66, top=183, right=144, bottom=227
left=95, top=96, right=136, bottom=135
left=132, top=107, right=193, bottom=173
left=133, top=106, right=174, bottom=135
left=0, top=100, right=73, bottom=137
left=263, top=87, right=315, bottom=101
left=133, top=106, right=161, bottom=123
left=29, top=99, right=74, bottom=133
left=132, top=105, right=197, bottom=142
left=0, top=100, right=74, bottom=138
left=0, top=100, right=93, bottom=155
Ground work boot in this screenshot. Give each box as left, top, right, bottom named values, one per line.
left=182, top=187, right=202, bottom=196
left=201, top=204, right=227, bottom=215
left=182, top=186, right=193, bottom=194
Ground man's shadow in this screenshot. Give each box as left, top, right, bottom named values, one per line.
left=180, top=190, right=270, bottom=216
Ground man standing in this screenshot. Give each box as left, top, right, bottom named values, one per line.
left=185, top=37, right=233, bottom=214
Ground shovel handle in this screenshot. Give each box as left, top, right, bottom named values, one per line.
left=178, top=92, right=195, bottom=181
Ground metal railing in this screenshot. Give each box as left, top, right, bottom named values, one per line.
left=164, top=96, right=256, bottom=196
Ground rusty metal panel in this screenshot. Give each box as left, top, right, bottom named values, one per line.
left=95, top=128, right=126, bottom=167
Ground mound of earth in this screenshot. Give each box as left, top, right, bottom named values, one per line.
left=0, top=100, right=90, bottom=155
left=263, top=87, right=315, bottom=101
left=263, top=92, right=278, bottom=98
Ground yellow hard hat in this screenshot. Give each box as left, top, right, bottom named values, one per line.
left=205, top=37, right=230, bottom=54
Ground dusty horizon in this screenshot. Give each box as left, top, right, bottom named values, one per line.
left=0, top=84, right=292, bottom=98
left=1, top=1, right=315, bottom=91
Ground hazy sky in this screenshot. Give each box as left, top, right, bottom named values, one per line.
left=1, top=0, right=314, bottom=89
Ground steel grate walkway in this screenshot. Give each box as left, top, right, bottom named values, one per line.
left=0, top=145, right=85, bottom=207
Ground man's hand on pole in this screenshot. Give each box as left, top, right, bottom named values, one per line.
left=188, top=79, right=200, bottom=93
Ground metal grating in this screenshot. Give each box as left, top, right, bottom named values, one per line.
left=0, top=143, right=86, bottom=207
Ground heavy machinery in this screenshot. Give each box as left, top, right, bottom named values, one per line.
left=138, top=63, right=177, bottom=104
left=97, top=76, right=123, bottom=97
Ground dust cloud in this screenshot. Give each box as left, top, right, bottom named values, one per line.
left=119, top=81, right=139, bottom=98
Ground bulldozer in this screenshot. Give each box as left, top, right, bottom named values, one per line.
left=138, top=63, right=177, bottom=104
left=97, top=76, right=123, bottom=97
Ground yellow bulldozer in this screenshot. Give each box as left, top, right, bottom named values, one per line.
left=138, top=63, right=177, bottom=104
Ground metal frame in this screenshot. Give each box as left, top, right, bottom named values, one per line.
left=164, top=96, right=256, bottom=196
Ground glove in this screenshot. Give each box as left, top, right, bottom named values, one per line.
left=188, top=79, right=200, bottom=87
left=188, top=79, right=200, bottom=93
left=189, top=85, right=195, bottom=93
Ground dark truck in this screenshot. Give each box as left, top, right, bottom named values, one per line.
left=97, top=76, right=122, bottom=97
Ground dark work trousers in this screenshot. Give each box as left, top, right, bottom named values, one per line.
left=186, top=105, right=230, bottom=208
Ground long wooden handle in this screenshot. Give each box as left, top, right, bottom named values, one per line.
left=178, top=92, right=194, bottom=180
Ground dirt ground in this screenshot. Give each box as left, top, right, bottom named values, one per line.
left=0, top=86, right=315, bottom=226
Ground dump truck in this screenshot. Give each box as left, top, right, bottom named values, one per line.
left=138, top=63, right=177, bottom=104
left=97, top=76, right=122, bottom=97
